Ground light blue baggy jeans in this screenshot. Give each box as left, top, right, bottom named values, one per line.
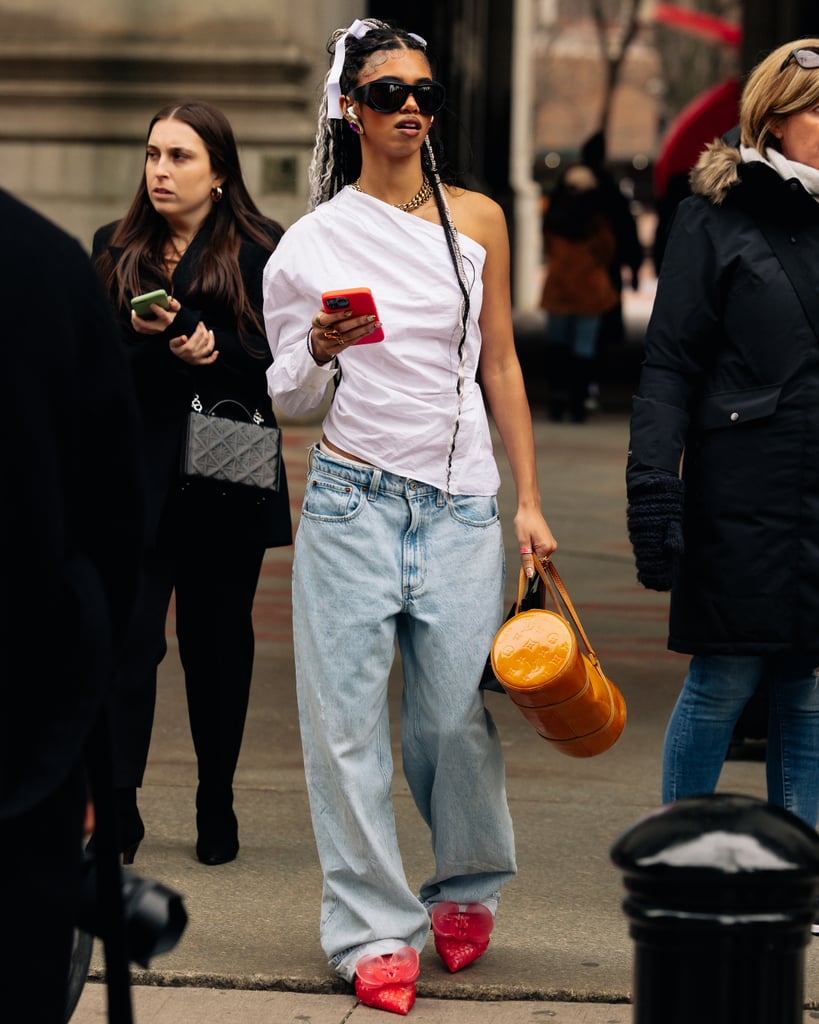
left=292, top=446, right=517, bottom=981
left=662, top=653, right=819, bottom=827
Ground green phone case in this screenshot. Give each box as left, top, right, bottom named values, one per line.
left=130, top=289, right=169, bottom=319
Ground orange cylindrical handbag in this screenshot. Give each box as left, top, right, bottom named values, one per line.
left=489, top=559, right=626, bottom=757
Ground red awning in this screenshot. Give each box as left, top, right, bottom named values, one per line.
left=653, top=77, right=742, bottom=198
left=653, top=3, right=741, bottom=47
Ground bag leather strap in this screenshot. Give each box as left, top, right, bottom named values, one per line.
left=515, top=560, right=599, bottom=664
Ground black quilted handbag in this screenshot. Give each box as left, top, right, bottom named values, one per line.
left=181, top=394, right=282, bottom=492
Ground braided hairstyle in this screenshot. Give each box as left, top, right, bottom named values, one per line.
left=308, top=20, right=472, bottom=490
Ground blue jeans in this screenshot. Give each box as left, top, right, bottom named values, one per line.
left=662, top=654, right=819, bottom=826
left=547, top=313, right=601, bottom=359
left=292, top=446, right=516, bottom=981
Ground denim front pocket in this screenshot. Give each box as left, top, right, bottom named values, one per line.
left=301, top=473, right=366, bottom=522
left=446, top=493, right=499, bottom=527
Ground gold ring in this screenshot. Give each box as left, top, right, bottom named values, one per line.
left=312, top=313, right=323, bottom=329
left=324, top=328, right=341, bottom=343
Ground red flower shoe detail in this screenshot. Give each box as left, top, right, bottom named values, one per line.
left=354, top=946, right=420, bottom=1015
left=430, top=901, right=495, bottom=973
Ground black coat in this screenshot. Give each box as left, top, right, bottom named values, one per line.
left=92, top=219, right=292, bottom=550
left=1, top=190, right=146, bottom=817
left=627, top=140, right=819, bottom=655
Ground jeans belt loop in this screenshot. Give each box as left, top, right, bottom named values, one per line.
left=367, top=467, right=382, bottom=501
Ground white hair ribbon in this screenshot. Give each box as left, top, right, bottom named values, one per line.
left=325, top=21, right=428, bottom=119
left=326, top=19, right=371, bottom=119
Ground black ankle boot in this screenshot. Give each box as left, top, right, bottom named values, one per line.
left=195, top=785, right=239, bottom=866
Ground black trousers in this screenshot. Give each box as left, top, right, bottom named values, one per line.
left=545, top=343, right=594, bottom=422
left=2, top=765, right=86, bottom=1024
left=112, top=492, right=266, bottom=794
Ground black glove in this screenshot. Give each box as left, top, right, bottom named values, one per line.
left=626, top=473, right=685, bottom=591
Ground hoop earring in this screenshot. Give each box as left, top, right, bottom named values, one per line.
left=345, top=112, right=365, bottom=136
left=430, top=115, right=435, bottom=126
left=210, top=185, right=223, bottom=203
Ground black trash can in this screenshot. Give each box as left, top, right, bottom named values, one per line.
left=610, top=794, right=819, bottom=1024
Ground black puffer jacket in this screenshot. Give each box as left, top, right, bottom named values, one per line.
left=627, top=138, right=819, bottom=655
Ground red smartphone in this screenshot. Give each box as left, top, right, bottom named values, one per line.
left=321, top=287, right=384, bottom=344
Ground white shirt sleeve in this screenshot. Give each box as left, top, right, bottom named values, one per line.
left=262, top=226, right=337, bottom=418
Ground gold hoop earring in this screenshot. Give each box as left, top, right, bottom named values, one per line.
left=211, top=185, right=223, bottom=203
left=344, top=112, right=365, bottom=137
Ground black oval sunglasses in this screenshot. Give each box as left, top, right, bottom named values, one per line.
left=348, top=77, right=446, bottom=116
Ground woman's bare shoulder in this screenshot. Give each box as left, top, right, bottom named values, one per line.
left=443, top=185, right=507, bottom=248
left=443, top=184, right=503, bottom=215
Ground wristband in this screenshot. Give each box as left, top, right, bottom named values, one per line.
left=306, top=327, right=333, bottom=366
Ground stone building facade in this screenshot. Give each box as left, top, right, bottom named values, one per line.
left=0, top=0, right=662, bottom=307
left=0, top=0, right=362, bottom=249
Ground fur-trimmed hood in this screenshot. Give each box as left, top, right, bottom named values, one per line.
left=689, top=137, right=741, bottom=205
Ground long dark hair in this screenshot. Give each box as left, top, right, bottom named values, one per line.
left=96, top=99, right=282, bottom=338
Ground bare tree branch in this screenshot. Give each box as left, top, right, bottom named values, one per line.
left=590, top=0, right=643, bottom=140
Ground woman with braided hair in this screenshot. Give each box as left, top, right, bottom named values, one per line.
left=263, top=17, right=556, bottom=1016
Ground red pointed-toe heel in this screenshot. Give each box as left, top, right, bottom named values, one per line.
left=430, top=901, right=494, bottom=973
left=354, top=946, right=420, bottom=1015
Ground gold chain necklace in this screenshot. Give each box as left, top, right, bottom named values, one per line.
left=351, top=175, right=432, bottom=213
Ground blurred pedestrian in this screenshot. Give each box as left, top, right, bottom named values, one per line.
left=539, top=162, right=620, bottom=422
left=263, top=17, right=557, bottom=1015
left=626, top=38, right=819, bottom=829
left=93, top=100, right=292, bottom=867
left=1, top=187, right=145, bottom=1023
left=580, top=131, right=643, bottom=351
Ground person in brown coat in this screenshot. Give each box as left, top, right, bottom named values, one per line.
left=540, top=162, right=619, bottom=422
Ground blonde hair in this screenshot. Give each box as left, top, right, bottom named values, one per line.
left=741, top=38, right=819, bottom=152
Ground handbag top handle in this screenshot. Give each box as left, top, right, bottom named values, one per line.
left=515, top=559, right=599, bottom=665
left=191, top=393, right=263, bottom=425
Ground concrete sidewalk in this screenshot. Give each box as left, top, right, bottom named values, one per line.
left=74, top=984, right=631, bottom=1021
left=70, top=410, right=819, bottom=1022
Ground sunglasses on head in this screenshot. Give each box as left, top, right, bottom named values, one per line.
left=348, top=77, right=446, bottom=115
left=779, top=46, right=819, bottom=73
